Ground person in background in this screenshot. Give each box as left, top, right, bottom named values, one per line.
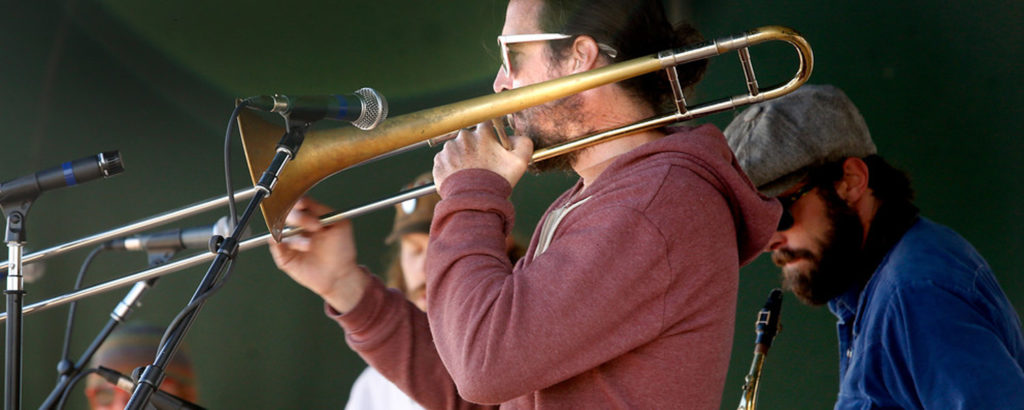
left=724, top=84, right=1024, bottom=409
left=271, top=0, right=779, bottom=407
left=84, top=322, right=198, bottom=410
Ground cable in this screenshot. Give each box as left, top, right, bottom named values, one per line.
left=59, top=246, right=107, bottom=369
left=131, top=100, right=246, bottom=404
left=55, top=367, right=98, bottom=410
left=224, top=101, right=248, bottom=230
left=180, top=99, right=251, bottom=348
left=157, top=257, right=237, bottom=350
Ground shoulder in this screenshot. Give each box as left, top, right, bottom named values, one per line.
left=572, top=161, right=732, bottom=248
left=589, top=128, right=737, bottom=213
left=571, top=125, right=755, bottom=237
left=871, top=218, right=990, bottom=294
left=857, top=218, right=1005, bottom=336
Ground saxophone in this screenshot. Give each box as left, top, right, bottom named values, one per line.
left=738, top=289, right=783, bottom=410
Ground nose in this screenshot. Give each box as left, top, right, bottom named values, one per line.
left=765, top=231, right=786, bottom=253
left=493, top=66, right=511, bottom=93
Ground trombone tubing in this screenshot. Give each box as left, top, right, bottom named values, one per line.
left=0, top=25, right=813, bottom=320
left=0, top=184, right=436, bottom=323
left=240, top=25, right=812, bottom=238
left=0, top=188, right=258, bottom=274
left=0, top=99, right=757, bottom=321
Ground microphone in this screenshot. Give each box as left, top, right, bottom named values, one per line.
left=0, top=151, right=124, bottom=204
left=105, top=217, right=234, bottom=252
left=242, top=87, right=388, bottom=130
left=96, top=366, right=205, bottom=410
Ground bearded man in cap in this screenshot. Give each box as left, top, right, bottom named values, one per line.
left=724, top=83, right=1024, bottom=409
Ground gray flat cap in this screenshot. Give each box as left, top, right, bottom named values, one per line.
left=723, top=84, right=876, bottom=197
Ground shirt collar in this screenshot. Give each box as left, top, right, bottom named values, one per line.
left=828, top=285, right=862, bottom=324
left=860, top=200, right=920, bottom=277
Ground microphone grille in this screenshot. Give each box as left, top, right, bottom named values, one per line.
left=352, top=87, right=388, bottom=130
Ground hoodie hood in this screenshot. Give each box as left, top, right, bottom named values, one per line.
left=581, top=124, right=781, bottom=266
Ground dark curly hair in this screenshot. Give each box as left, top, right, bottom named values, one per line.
left=536, top=0, right=707, bottom=113
left=805, top=155, right=914, bottom=205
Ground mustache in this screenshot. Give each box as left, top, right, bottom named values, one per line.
left=771, top=247, right=817, bottom=267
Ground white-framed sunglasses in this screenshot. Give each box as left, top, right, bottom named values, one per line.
left=497, top=33, right=619, bottom=74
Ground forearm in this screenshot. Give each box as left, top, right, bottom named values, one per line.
left=330, top=275, right=489, bottom=409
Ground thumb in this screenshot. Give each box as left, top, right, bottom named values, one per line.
left=510, top=135, right=534, bottom=162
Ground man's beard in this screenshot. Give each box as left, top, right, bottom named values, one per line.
left=513, top=93, right=587, bottom=173
left=771, top=189, right=866, bottom=306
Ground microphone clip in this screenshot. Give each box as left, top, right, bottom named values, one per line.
left=207, top=235, right=225, bottom=254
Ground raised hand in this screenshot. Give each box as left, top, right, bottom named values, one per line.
left=269, top=196, right=369, bottom=312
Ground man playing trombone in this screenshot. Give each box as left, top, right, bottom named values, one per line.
left=271, top=0, right=780, bottom=407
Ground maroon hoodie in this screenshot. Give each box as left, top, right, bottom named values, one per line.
left=332, top=124, right=780, bottom=409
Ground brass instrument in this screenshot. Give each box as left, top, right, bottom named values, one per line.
left=238, top=25, right=813, bottom=240
left=738, top=289, right=784, bottom=410
left=0, top=25, right=811, bottom=320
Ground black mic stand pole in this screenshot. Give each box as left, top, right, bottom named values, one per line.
left=39, top=249, right=176, bottom=410
left=4, top=199, right=34, bottom=410
left=124, top=121, right=308, bottom=410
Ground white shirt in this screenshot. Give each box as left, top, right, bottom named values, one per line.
left=345, top=366, right=424, bottom=410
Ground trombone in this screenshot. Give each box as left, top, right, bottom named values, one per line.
left=0, top=25, right=812, bottom=321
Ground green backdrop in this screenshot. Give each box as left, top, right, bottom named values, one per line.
left=1, top=1, right=1020, bottom=408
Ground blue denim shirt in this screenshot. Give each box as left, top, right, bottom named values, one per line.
left=828, top=217, right=1024, bottom=409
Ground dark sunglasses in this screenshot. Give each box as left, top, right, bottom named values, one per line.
left=776, top=184, right=815, bottom=231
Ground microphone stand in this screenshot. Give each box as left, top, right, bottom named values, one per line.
left=39, top=250, right=176, bottom=410
left=3, top=198, right=34, bottom=410
left=0, top=151, right=124, bottom=409
left=737, top=289, right=783, bottom=410
left=124, top=120, right=308, bottom=410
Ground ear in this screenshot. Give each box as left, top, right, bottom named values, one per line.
left=834, top=157, right=870, bottom=204
left=568, top=35, right=601, bottom=73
